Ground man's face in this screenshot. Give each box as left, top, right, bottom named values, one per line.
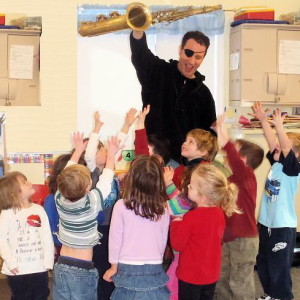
left=178, top=39, right=207, bottom=79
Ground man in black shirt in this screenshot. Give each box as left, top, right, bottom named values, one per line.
left=130, top=30, right=216, bottom=162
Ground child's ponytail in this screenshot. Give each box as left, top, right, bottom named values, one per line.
left=219, top=182, right=240, bottom=217
left=192, top=164, right=240, bottom=217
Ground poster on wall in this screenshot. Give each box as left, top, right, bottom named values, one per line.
left=0, top=113, right=6, bottom=177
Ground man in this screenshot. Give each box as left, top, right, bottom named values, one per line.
left=130, top=30, right=216, bottom=162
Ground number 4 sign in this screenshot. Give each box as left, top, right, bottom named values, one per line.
left=121, top=150, right=135, bottom=162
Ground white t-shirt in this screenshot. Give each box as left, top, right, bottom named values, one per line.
left=0, top=203, right=54, bottom=275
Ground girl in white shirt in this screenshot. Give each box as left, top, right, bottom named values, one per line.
left=0, top=171, right=54, bottom=300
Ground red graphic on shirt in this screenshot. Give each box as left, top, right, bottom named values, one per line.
left=27, top=215, right=41, bottom=227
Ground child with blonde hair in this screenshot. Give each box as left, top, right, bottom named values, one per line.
left=103, top=155, right=170, bottom=300
left=252, top=102, right=300, bottom=300
left=170, top=164, right=239, bottom=300
left=0, top=172, right=54, bottom=300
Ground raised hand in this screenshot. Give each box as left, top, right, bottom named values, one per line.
left=72, top=132, right=88, bottom=153
left=136, top=104, right=150, bottom=130
left=105, top=135, right=124, bottom=170
left=121, top=108, right=138, bottom=134
left=270, top=108, right=287, bottom=128
left=71, top=132, right=88, bottom=163
left=164, top=166, right=174, bottom=186
left=93, top=111, right=104, bottom=134
left=250, top=101, right=270, bottom=123
left=216, top=114, right=228, bottom=147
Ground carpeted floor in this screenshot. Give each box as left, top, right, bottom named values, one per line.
left=0, top=268, right=300, bottom=299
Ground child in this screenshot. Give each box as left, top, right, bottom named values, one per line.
left=162, top=114, right=218, bottom=300
left=170, top=163, right=239, bottom=300
left=52, top=132, right=121, bottom=300
left=252, top=102, right=300, bottom=300
left=214, top=114, right=264, bottom=300
left=44, top=153, right=104, bottom=260
left=103, top=155, right=170, bottom=300
left=0, top=171, right=54, bottom=300
left=85, top=109, right=137, bottom=300
left=135, top=104, right=180, bottom=168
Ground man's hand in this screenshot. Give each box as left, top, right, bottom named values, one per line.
left=132, top=30, right=144, bottom=40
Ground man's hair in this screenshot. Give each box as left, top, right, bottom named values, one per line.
left=287, top=132, right=300, bottom=162
left=0, top=171, right=28, bottom=210
left=187, top=129, right=219, bottom=161
left=181, top=31, right=210, bottom=55
left=47, top=153, right=87, bottom=194
left=236, top=139, right=264, bottom=170
left=122, top=155, right=168, bottom=221
left=57, top=164, right=91, bottom=202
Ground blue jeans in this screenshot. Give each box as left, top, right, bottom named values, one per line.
left=53, top=256, right=99, bottom=300
left=111, top=263, right=170, bottom=300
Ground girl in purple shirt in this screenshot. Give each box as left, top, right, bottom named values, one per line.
left=103, top=155, right=170, bottom=300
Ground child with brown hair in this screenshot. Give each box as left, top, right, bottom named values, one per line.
left=103, top=155, right=170, bottom=300
left=170, top=163, right=239, bottom=300
left=0, top=172, right=54, bottom=300
left=252, top=102, right=300, bottom=300
left=52, top=132, right=121, bottom=300
left=214, top=114, right=264, bottom=300
left=84, top=109, right=137, bottom=300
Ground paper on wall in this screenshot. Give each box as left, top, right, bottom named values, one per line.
left=9, top=45, right=34, bottom=79
left=279, top=40, right=300, bottom=75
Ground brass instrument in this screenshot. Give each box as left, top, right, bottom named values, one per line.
left=78, top=2, right=222, bottom=37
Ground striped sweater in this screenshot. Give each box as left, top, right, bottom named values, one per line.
left=55, top=167, right=114, bottom=249
left=167, top=183, right=192, bottom=216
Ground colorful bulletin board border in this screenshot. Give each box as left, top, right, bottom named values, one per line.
left=7, top=153, right=54, bottom=179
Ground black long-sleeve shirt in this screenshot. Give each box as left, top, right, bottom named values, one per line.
left=130, top=32, right=216, bottom=161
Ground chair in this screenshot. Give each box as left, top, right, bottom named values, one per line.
left=31, top=184, right=49, bottom=206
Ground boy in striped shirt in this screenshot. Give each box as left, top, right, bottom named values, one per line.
left=52, top=133, right=121, bottom=300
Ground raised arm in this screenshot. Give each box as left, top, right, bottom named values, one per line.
left=70, top=132, right=88, bottom=164
left=85, top=111, right=104, bottom=171
left=271, top=109, right=291, bottom=157
left=120, top=108, right=138, bottom=135
left=135, top=105, right=150, bottom=156
left=251, top=101, right=277, bottom=152
left=216, top=114, right=229, bottom=148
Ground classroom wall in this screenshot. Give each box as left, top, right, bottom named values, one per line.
left=2, top=1, right=300, bottom=228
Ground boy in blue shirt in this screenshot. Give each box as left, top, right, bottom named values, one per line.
left=252, top=102, right=300, bottom=300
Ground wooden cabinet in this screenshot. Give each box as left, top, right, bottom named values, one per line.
left=0, top=29, right=40, bottom=106
left=229, top=24, right=300, bottom=106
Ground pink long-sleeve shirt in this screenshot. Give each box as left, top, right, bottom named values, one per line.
left=109, top=199, right=170, bottom=265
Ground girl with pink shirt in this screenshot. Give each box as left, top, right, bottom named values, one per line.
left=103, top=155, right=170, bottom=300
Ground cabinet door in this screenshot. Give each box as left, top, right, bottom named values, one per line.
left=0, top=34, right=8, bottom=103
left=240, top=28, right=277, bottom=103
left=4, top=34, right=40, bottom=106
left=277, top=30, right=300, bottom=104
